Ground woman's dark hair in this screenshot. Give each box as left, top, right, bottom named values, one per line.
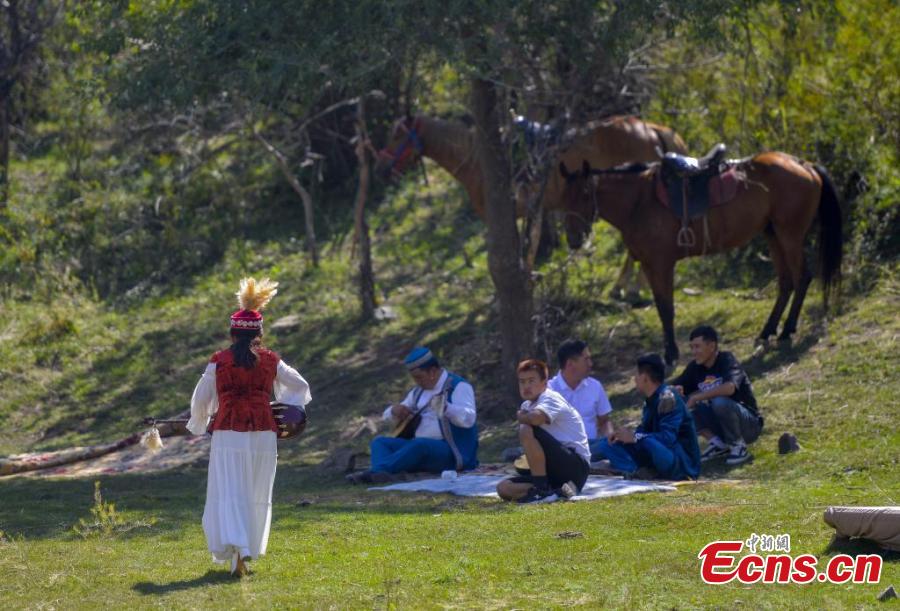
left=231, top=328, right=263, bottom=368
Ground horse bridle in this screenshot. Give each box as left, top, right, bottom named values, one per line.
left=378, top=118, right=424, bottom=177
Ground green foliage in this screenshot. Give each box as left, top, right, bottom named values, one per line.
left=72, top=480, right=157, bottom=538
left=648, top=0, right=900, bottom=262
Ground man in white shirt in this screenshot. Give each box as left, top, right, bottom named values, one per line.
left=548, top=339, right=613, bottom=461
left=346, top=347, right=478, bottom=484
left=496, top=359, right=591, bottom=503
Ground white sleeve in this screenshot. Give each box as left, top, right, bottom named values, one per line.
left=186, top=363, right=218, bottom=436
left=274, top=360, right=312, bottom=407
left=384, top=388, right=416, bottom=421
left=596, top=380, right=613, bottom=417
left=533, top=395, right=561, bottom=423
left=444, top=382, right=476, bottom=428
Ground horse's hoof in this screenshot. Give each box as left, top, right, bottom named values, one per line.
left=752, top=339, right=769, bottom=357
left=776, top=335, right=793, bottom=347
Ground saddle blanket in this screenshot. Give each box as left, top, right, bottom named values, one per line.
left=655, top=166, right=743, bottom=216
left=369, top=474, right=675, bottom=500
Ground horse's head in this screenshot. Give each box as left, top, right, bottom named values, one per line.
left=559, top=161, right=597, bottom=248
left=376, top=115, right=424, bottom=181
left=559, top=161, right=596, bottom=206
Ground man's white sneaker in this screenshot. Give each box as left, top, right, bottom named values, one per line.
left=517, top=486, right=559, bottom=504
left=700, top=443, right=730, bottom=462
left=725, top=444, right=751, bottom=465
left=558, top=481, right=578, bottom=500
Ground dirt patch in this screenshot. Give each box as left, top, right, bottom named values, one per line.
left=16, top=435, right=209, bottom=479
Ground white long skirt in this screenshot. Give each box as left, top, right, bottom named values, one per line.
left=202, top=430, right=277, bottom=563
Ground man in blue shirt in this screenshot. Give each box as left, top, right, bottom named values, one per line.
left=595, top=353, right=701, bottom=480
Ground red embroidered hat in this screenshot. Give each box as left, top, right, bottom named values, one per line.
left=230, top=277, right=278, bottom=331
left=230, top=309, right=264, bottom=330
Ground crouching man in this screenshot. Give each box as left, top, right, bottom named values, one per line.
left=496, top=359, right=591, bottom=504
left=595, top=354, right=701, bottom=481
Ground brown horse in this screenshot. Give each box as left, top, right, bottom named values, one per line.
left=376, top=114, right=688, bottom=294
left=560, top=153, right=843, bottom=365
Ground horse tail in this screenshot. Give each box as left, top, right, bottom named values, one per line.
left=813, top=164, right=843, bottom=312
left=650, top=125, right=689, bottom=156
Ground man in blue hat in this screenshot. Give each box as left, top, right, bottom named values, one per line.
left=346, top=347, right=478, bottom=483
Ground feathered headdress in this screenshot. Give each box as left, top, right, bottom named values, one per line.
left=230, top=277, right=279, bottom=330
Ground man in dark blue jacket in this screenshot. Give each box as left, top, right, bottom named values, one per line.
left=595, top=353, right=701, bottom=480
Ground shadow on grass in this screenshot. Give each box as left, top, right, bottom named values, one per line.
left=132, top=569, right=236, bottom=595
left=698, top=457, right=756, bottom=479
left=741, top=333, right=820, bottom=381
left=0, top=470, right=206, bottom=539
left=0, top=463, right=504, bottom=540
left=823, top=536, right=900, bottom=563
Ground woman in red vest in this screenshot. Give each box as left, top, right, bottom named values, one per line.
left=186, top=277, right=311, bottom=576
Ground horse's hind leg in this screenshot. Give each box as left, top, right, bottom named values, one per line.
left=775, top=233, right=813, bottom=342
left=759, top=232, right=793, bottom=343
left=779, top=251, right=813, bottom=341
left=644, top=261, right=679, bottom=365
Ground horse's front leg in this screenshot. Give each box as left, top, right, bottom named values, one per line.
left=644, top=261, right=679, bottom=365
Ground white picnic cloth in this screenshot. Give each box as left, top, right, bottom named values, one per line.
left=369, top=474, right=675, bottom=500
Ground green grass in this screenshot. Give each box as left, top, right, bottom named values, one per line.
left=1, top=163, right=898, bottom=608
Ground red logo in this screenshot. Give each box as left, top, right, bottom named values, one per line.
left=699, top=537, right=882, bottom=585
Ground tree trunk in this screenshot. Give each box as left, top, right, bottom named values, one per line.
left=0, top=96, right=9, bottom=208
left=353, top=101, right=376, bottom=319
left=469, top=77, right=534, bottom=394
left=296, top=182, right=319, bottom=267
left=253, top=130, right=319, bottom=266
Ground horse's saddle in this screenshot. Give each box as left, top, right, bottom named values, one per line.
left=656, top=143, right=740, bottom=220
left=513, top=115, right=560, bottom=150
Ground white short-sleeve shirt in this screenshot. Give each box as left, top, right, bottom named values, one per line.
left=521, top=388, right=590, bottom=462
left=548, top=373, right=612, bottom=440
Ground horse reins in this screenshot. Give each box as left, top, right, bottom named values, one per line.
left=378, top=119, right=424, bottom=178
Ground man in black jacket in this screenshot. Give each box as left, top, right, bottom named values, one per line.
left=670, top=325, right=763, bottom=465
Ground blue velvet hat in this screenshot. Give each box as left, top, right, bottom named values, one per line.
left=404, top=346, right=435, bottom=370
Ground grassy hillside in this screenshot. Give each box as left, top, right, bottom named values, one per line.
left=0, top=164, right=898, bottom=608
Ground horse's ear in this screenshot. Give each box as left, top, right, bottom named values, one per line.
left=581, top=160, right=591, bottom=176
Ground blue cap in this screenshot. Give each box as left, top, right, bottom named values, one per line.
left=404, top=346, right=435, bottom=370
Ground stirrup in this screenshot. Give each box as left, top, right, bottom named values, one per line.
left=677, top=226, right=696, bottom=248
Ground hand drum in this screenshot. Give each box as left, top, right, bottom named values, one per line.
left=271, top=402, right=307, bottom=440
